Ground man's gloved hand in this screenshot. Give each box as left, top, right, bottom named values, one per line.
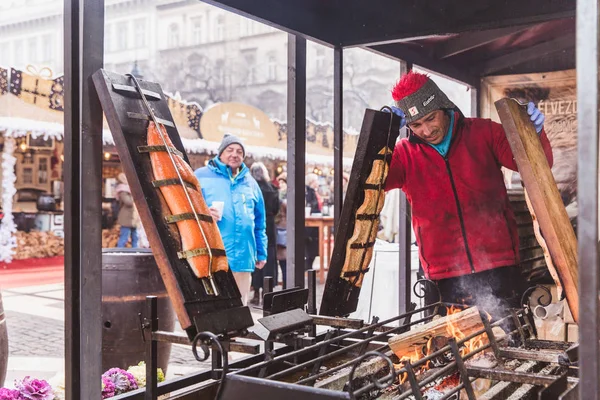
left=383, top=106, right=407, bottom=130
left=527, top=102, right=545, bottom=134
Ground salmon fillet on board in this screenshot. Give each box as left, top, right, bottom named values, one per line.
left=147, top=121, right=228, bottom=278
left=340, top=147, right=390, bottom=287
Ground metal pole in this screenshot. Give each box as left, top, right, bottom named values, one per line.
left=333, top=46, right=343, bottom=232
left=398, top=61, right=412, bottom=315
left=286, top=34, right=307, bottom=289
left=64, top=0, right=104, bottom=398
left=577, top=0, right=600, bottom=398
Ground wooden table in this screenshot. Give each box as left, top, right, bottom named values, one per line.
left=305, top=216, right=334, bottom=283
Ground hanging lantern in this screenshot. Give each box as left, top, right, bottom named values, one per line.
left=104, top=152, right=111, bottom=160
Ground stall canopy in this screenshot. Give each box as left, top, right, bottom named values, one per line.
left=0, top=66, right=355, bottom=166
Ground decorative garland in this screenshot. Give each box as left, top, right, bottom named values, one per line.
left=0, top=137, right=17, bottom=263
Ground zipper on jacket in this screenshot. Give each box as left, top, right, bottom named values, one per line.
left=444, top=157, right=476, bottom=273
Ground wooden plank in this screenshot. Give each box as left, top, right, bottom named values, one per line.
left=495, top=98, right=578, bottom=323
left=524, top=189, right=563, bottom=298
left=92, top=70, right=252, bottom=339
left=319, top=109, right=400, bottom=317
left=388, top=307, right=484, bottom=359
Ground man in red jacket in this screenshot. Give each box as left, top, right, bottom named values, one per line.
left=386, top=71, right=552, bottom=315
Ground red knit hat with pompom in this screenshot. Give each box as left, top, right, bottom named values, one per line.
left=391, top=71, right=456, bottom=124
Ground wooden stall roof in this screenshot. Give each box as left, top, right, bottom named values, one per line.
left=202, top=0, right=575, bottom=85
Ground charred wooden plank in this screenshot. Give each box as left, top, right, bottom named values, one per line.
left=495, top=98, right=578, bottom=323
left=388, top=307, right=485, bottom=359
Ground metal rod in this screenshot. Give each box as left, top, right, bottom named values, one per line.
left=64, top=0, right=104, bottom=398
left=398, top=60, right=412, bottom=316
left=480, top=311, right=501, bottom=359
left=286, top=33, right=307, bottom=289
left=577, top=0, right=600, bottom=398
left=467, top=366, right=579, bottom=386
left=263, top=309, right=439, bottom=380
left=127, top=75, right=219, bottom=296
left=404, top=362, right=423, bottom=400
left=145, top=297, right=158, bottom=400
left=333, top=45, right=343, bottom=229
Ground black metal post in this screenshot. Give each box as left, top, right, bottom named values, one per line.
left=333, top=46, right=343, bottom=231
left=64, top=0, right=104, bottom=398
left=263, top=276, right=274, bottom=296
left=307, top=269, right=317, bottom=337
left=286, top=33, right=307, bottom=289
left=577, top=0, right=600, bottom=398
left=145, top=297, right=158, bottom=400
left=398, top=61, right=412, bottom=315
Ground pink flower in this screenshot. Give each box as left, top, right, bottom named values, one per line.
left=0, top=388, right=20, bottom=400
left=13, top=377, right=54, bottom=400
left=102, top=368, right=138, bottom=395
left=101, top=376, right=115, bottom=399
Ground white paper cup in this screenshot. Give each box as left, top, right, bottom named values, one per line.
left=305, top=207, right=312, bottom=217
left=212, top=201, right=225, bottom=221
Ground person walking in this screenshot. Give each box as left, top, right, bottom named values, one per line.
left=249, top=162, right=280, bottom=305
left=115, top=173, right=139, bottom=248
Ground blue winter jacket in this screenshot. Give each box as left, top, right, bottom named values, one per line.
left=194, top=157, right=268, bottom=273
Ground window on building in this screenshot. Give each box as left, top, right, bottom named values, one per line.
left=28, top=37, right=37, bottom=63
left=244, top=52, right=256, bottom=84
left=168, top=23, right=180, bottom=47
left=117, top=21, right=128, bottom=50
left=316, top=48, right=325, bottom=70
left=42, top=34, right=53, bottom=62
left=214, top=15, right=225, bottom=41
left=105, top=24, right=112, bottom=52
left=192, top=16, right=205, bottom=44
left=134, top=18, right=146, bottom=48
left=14, top=39, right=23, bottom=66
left=267, top=55, right=277, bottom=81
left=0, top=42, right=9, bottom=64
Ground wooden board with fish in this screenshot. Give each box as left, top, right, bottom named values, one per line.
left=320, top=109, right=401, bottom=317
left=93, top=70, right=253, bottom=339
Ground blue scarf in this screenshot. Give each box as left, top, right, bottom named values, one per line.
left=429, top=111, right=454, bottom=157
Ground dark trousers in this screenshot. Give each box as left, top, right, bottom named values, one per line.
left=423, top=265, right=526, bottom=321
left=279, top=259, right=287, bottom=289
left=251, top=245, right=278, bottom=290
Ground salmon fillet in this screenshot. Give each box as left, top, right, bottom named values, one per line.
left=340, top=147, right=391, bottom=287
left=147, top=121, right=228, bottom=278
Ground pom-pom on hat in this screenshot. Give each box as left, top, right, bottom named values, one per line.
left=391, top=71, right=456, bottom=124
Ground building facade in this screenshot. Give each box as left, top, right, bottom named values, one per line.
left=0, top=0, right=469, bottom=133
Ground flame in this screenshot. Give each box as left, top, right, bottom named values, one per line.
left=445, top=306, right=489, bottom=358
left=395, top=306, right=490, bottom=385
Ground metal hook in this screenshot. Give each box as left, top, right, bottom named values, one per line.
left=413, top=278, right=441, bottom=303
left=192, top=331, right=228, bottom=400
left=520, top=285, right=552, bottom=309
left=347, top=351, right=397, bottom=399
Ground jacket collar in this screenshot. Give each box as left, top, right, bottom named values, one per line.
left=408, top=108, right=463, bottom=145
left=208, top=156, right=248, bottom=181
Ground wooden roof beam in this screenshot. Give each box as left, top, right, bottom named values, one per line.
left=479, top=32, right=575, bottom=76
left=367, top=42, right=479, bottom=87
left=339, top=1, right=575, bottom=47
left=436, top=25, right=533, bottom=59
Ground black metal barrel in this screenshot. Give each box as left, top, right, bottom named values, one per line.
left=0, top=291, right=7, bottom=387
left=102, top=248, right=175, bottom=373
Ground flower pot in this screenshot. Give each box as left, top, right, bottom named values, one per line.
left=102, top=248, right=175, bottom=373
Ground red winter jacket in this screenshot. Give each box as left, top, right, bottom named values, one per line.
left=386, top=112, right=553, bottom=281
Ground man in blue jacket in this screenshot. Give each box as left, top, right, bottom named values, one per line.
left=195, top=134, right=268, bottom=305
